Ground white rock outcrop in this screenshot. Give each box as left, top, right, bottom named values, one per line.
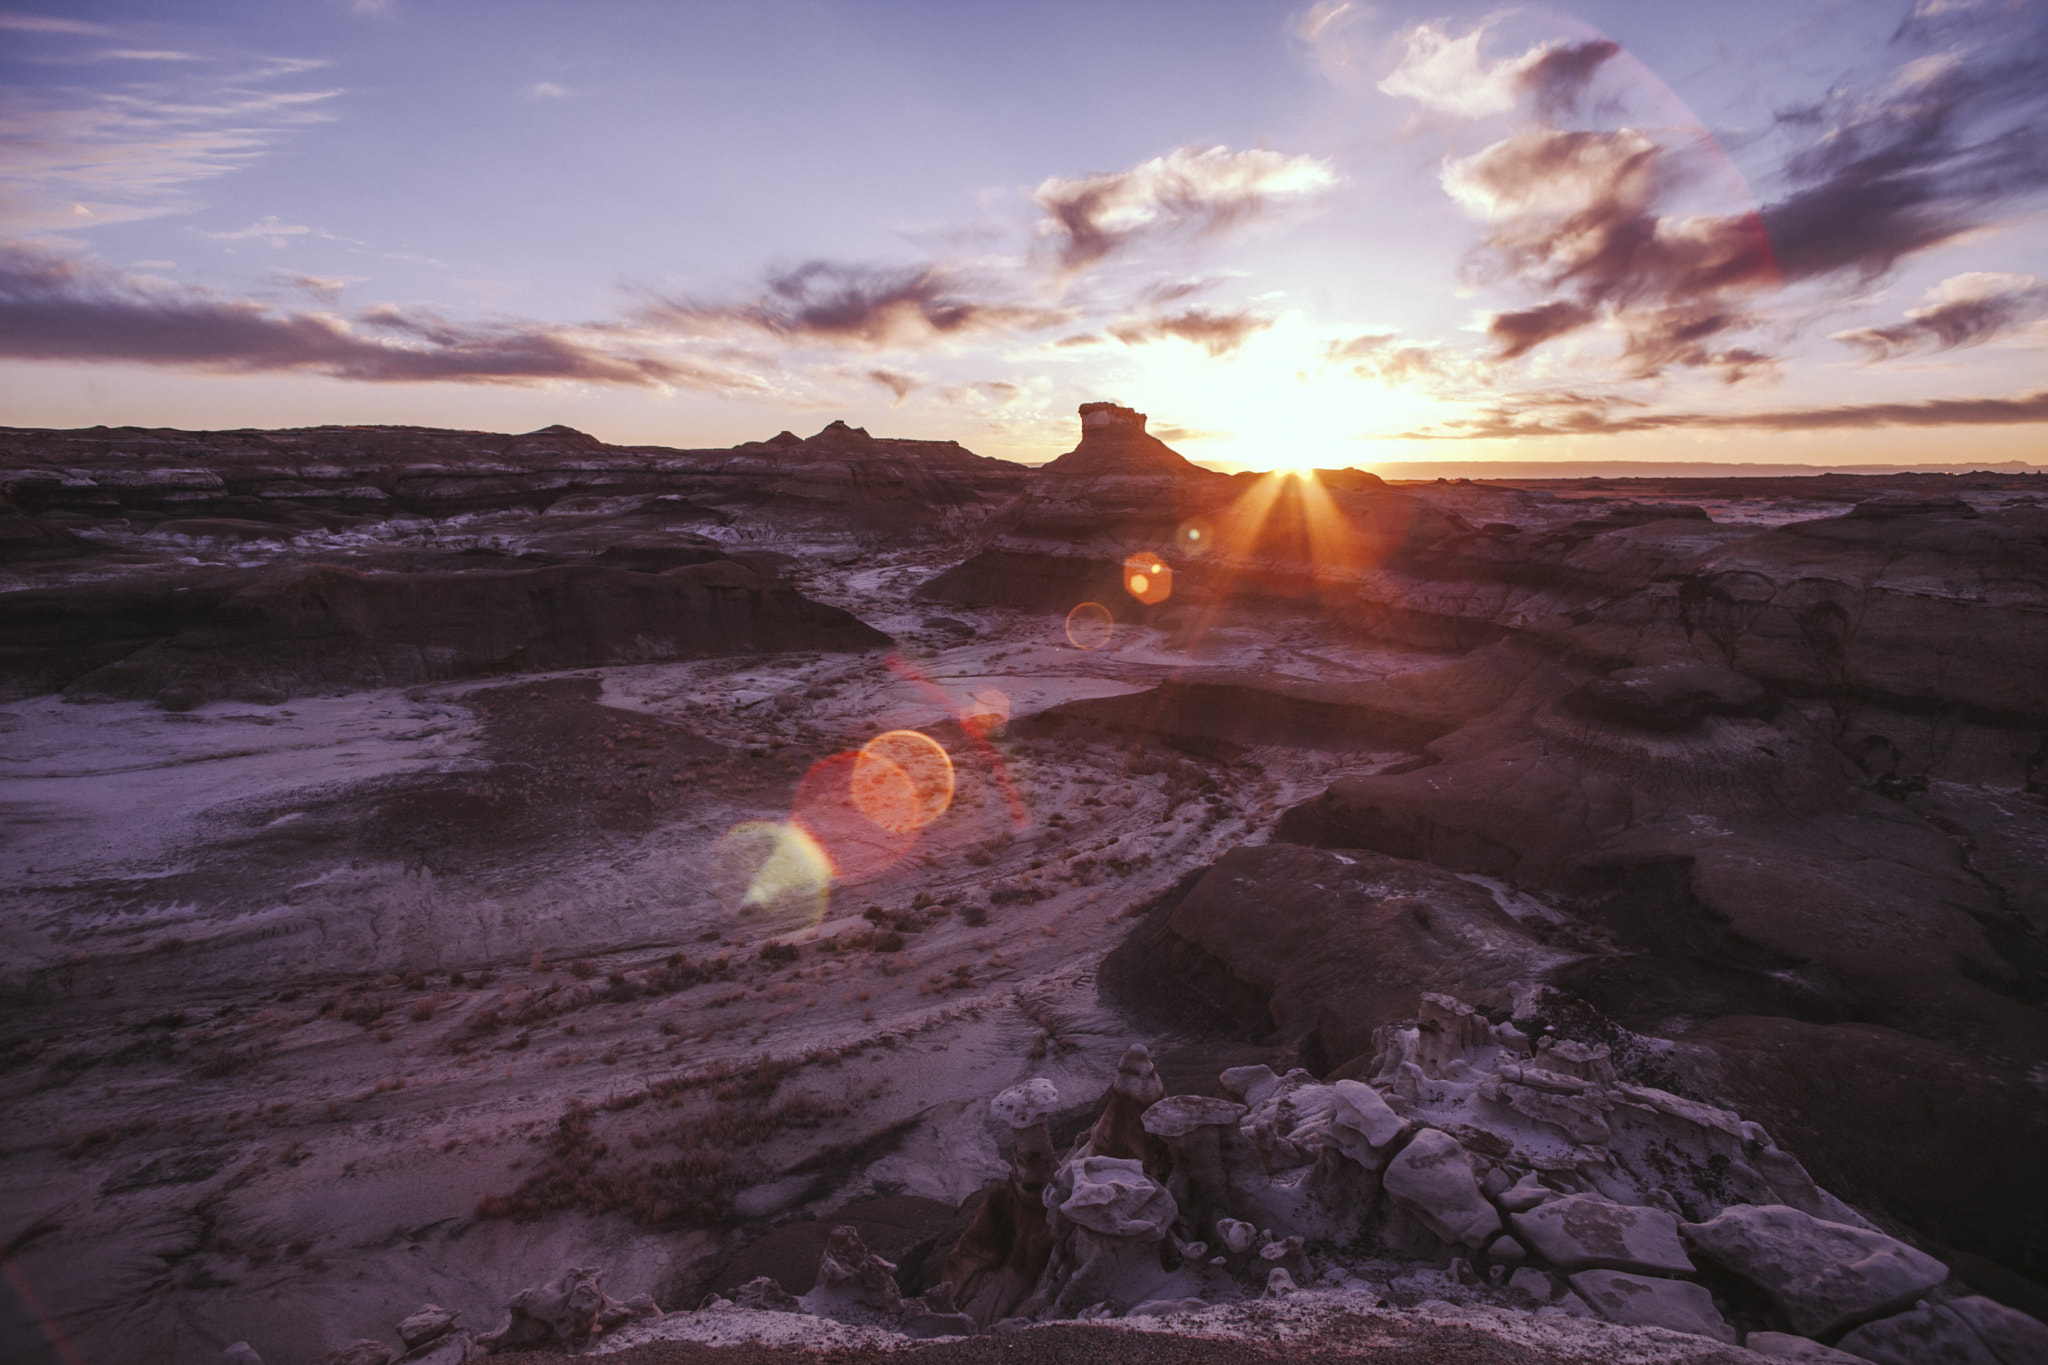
left=1382, top=1128, right=1502, bottom=1248
left=1680, top=1203, right=1949, bottom=1338
left=1511, top=1194, right=1694, bottom=1274
left=1567, top=1269, right=1736, bottom=1343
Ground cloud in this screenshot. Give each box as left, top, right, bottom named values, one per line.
left=1032, top=145, right=1335, bottom=270
left=1441, top=127, right=1774, bottom=376
left=0, top=55, right=340, bottom=233
left=202, top=215, right=346, bottom=248
left=1379, top=23, right=1618, bottom=121
left=0, top=244, right=745, bottom=390
left=0, top=10, right=111, bottom=34
left=1484, top=300, right=1595, bottom=359
left=1107, top=307, right=1274, bottom=358
left=277, top=270, right=362, bottom=303
left=1762, top=9, right=2048, bottom=285
left=1833, top=271, right=2047, bottom=360
left=1325, top=331, right=1476, bottom=386
left=1405, top=4, right=2047, bottom=386
left=645, top=260, right=1067, bottom=350
left=1404, top=387, right=2048, bottom=438
left=864, top=367, right=917, bottom=403
left=525, top=81, right=569, bottom=100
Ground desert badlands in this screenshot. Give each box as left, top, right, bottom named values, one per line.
left=1, top=405, right=2045, bottom=1365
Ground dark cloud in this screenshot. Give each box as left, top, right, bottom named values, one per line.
left=1517, top=39, right=1620, bottom=120
left=0, top=246, right=721, bottom=387
left=1487, top=300, right=1595, bottom=358
left=1404, top=388, right=2048, bottom=439
left=864, top=367, right=917, bottom=402
left=1033, top=146, right=1333, bottom=270
left=1833, top=274, right=2046, bottom=360
left=1441, top=6, right=2048, bottom=375
left=1764, top=8, right=2048, bottom=285
left=1107, top=308, right=1274, bottom=358
left=647, top=260, right=1064, bottom=350
left=1051, top=332, right=1103, bottom=348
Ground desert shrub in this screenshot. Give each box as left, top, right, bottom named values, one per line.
left=759, top=942, right=798, bottom=965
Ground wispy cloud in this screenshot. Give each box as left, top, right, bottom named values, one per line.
left=0, top=10, right=112, bottom=35
left=524, top=81, right=569, bottom=100
left=1404, top=387, right=2048, bottom=438
left=276, top=270, right=363, bottom=303
left=1833, top=272, right=2047, bottom=360
left=201, top=215, right=355, bottom=248
left=1032, top=144, right=1335, bottom=271
left=0, top=244, right=750, bottom=390
left=643, top=260, right=1068, bottom=351
left=0, top=52, right=341, bottom=233
left=1107, top=307, right=1274, bottom=358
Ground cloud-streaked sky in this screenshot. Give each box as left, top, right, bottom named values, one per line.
left=1, top=0, right=2044, bottom=469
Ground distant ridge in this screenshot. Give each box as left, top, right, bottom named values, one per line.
left=1356, top=459, right=2048, bottom=481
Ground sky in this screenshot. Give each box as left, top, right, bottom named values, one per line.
left=0, top=0, right=2044, bottom=471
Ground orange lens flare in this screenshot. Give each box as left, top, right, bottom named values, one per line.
left=1064, top=601, right=1115, bottom=649
left=1122, top=552, right=1172, bottom=606
left=851, top=730, right=955, bottom=834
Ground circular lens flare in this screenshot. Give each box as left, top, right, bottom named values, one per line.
left=965, top=687, right=1011, bottom=739
left=712, top=820, right=832, bottom=927
left=852, top=730, right=955, bottom=834
left=1065, top=601, right=1115, bottom=650
left=1122, top=552, right=1173, bottom=605
left=1175, top=517, right=1214, bottom=557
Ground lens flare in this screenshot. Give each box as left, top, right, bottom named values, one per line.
left=965, top=686, right=1011, bottom=738
left=1122, top=551, right=1173, bottom=605
left=1065, top=601, right=1115, bottom=649
left=1175, top=517, right=1214, bottom=557
left=712, top=820, right=832, bottom=927
left=852, top=729, right=955, bottom=834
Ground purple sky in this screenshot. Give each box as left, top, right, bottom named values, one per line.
left=1, top=0, right=2044, bottom=469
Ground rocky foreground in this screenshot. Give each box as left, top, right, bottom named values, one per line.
left=0, top=408, right=2042, bottom=1364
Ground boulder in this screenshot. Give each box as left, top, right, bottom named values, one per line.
left=1051, top=1157, right=1175, bottom=1240
left=1026, top=1157, right=1179, bottom=1320
left=1381, top=1129, right=1502, bottom=1248
left=396, top=1306, right=458, bottom=1351
left=1837, top=1303, right=2002, bottom=1364
left=1103, top=843, right=1556, bottom=1071
left=1327, top=1079, right=1408, bottom=1163
left=1681, top=1204, right=1949, bottom=1338
left=1567, top=1270, right=1737, bottom=1342
left=1510, top=1194, right=1694, bottom=1274
left=222, top=1346, right=263, bottom=1365
left=1945, top=1295, right=2048, bottom=1365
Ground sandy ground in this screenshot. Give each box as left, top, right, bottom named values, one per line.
left=0, top=541, right=1447, bottom=1365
